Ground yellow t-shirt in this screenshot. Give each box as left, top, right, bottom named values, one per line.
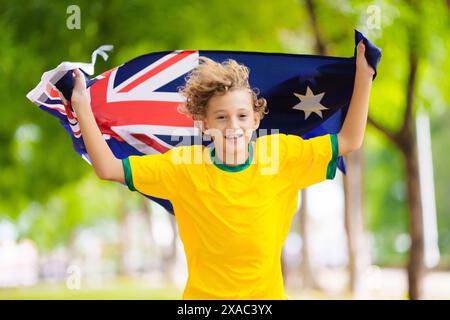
left=122, top=133, right=338, bottom=299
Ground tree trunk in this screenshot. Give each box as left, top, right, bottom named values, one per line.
left=398, top=51, right=425, bottom=300
left=402, top=136, right=425, bottom=300
left=118, top=189, right=131, bottom=276
left=299, top=189, right=321, bottom=290
left=141, top=198, right=155, bottom=272
left=343, top=149, right=370, bottom=298
left=164, top=214, right=178, bottom=265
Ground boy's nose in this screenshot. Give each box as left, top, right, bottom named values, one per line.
left=229, top=117, right=240, bottom=129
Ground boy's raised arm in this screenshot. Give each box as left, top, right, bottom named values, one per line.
left=337, top=41, right=375, bottom=156
left=71, top=69, right=125, bottom=183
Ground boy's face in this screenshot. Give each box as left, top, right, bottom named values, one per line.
left=202, top=89, right=260, bottom=162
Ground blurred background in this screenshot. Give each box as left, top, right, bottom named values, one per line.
left=0, top=0, right=449, bottom=300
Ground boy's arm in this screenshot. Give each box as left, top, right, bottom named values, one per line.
left=71, top=69, right=125, bottom=183
left=337, top=41, right=375, bottom=156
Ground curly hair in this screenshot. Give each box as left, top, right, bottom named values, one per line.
left=178, top=57, right=267, bottom=120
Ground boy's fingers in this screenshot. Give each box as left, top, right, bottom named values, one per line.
left=356, top=42, right=366, bottom=61
left=72, top=69, right=87, bottom=91
left=358, top=41, right=365, bottom=51
left=73, top=68, right=83, bottom=78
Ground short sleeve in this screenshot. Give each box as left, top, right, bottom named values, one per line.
left=122, top=149, right=179, bottom=200
left=283, top=133, right=339, bottom=189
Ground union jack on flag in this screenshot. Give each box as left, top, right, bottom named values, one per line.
left=27, top=30, right=381, bottom=214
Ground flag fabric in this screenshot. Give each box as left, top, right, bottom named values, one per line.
left=27, top=30, right=381, bottom=214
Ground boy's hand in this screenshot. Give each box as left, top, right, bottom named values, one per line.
left=356, top=41, right=375, bottom=78
left=71, top=69, right=89, bottom=107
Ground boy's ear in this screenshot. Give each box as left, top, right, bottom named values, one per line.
left=196, top=117, right=209, bottom=134
left=203, top=118, right=209, bottom=131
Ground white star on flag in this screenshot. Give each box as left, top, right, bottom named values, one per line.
left=292, top=86, right=328, bottom=119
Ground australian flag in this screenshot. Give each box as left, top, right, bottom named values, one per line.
left=27, top=30, right=381, bottom=214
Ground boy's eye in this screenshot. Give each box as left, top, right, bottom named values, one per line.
left=216, top=116, right=225, bottom=120
left=240, top=114, right=248, bottom=118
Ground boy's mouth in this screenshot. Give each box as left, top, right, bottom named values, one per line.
left=224, top=133, right=244, bottom=141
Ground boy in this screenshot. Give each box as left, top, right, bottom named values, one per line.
left=70, top=41, right=374, bottom=299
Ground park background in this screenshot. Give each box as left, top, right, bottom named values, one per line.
left=0, top=0, right=449, bottom=299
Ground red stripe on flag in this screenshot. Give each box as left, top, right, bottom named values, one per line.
left=131, top=134, right=170, bottom=153
left=95, top=101, right=193, bottom=127
left=117, top=50, right=197, bottom=93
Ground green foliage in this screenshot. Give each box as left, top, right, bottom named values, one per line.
left=15, top=173, right=123, bottom=253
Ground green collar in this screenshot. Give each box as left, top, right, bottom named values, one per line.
left=209, top=143, right=253, bottom=172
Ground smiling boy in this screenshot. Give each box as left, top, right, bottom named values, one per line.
left=70, top=41, right=374, bottom=299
